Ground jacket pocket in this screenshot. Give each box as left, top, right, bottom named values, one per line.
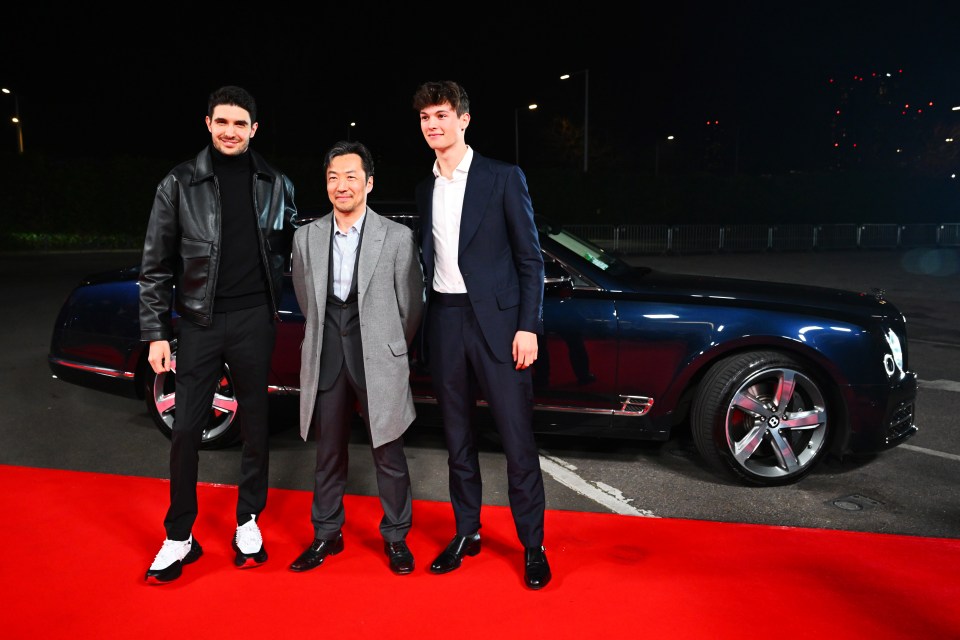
left=387, top=339, right=409, bottom=357
left=496, top=284, right=520, bottom=310
left=180, top=238, right=213, bottom=299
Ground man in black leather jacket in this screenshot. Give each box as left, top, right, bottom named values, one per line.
left=139, top=85, right=298, bottom=584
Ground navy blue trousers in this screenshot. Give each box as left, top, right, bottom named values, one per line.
left=426, top=299, right=545, bottom=548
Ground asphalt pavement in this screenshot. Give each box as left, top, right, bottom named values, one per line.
left=2, top=248, right=959, bottom=540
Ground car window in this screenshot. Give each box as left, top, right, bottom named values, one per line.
left=543, top=252, right=596, bottom=288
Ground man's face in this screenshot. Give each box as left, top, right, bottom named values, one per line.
left=419, top=102, right=469, bottom=152
left=206, top=104, right=257, bottom=156
left=326, top=153, right=372, bottom=215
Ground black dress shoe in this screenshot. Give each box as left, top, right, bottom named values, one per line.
left=429, top=533, right=481, bottom=574
left=289, top=533, right=344, bottom=572
left=384, top=540, right=415, bottom=575
left=577, top=372, right=597, bottom=386
left=524, top=546, right=551, bottom=590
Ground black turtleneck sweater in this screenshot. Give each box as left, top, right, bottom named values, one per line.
left=210, top=146, right=270, bottom=312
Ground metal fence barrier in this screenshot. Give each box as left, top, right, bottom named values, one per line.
left=565, top=223, right=960, bottom=255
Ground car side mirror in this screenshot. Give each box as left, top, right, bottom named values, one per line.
left=544, top=261, right=574, bottom=295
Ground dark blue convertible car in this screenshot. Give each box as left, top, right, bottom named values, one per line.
left=48, top=216, right=918, bottom=487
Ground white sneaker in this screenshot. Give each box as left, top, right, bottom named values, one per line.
left=233, top=515, right=267, bottom=568
left=145, top=534, right=203, bottom=583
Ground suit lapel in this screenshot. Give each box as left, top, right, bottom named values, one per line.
left=310, top=215, right=333, bottom=310
left=416, top=178, right=435, bottom=269
left=357, top=210, right=385, bottom=299
left=459, top=153, right=493, bottom=253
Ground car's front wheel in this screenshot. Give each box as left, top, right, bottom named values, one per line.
left=691, top=350, right=831, bottom=486
left=143, top=342, right=242, bottom=449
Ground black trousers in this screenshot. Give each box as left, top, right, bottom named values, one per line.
left=310, top=365, right=413, bottom=542
left=426, top=297, right=546, bottom=548
left=164, top=304, right=275, bottom=540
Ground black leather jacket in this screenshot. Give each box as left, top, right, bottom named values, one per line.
left=138, top=146, right=298, bottom=341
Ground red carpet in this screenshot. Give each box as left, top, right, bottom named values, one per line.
left=3, top=464, right=959, bottom=639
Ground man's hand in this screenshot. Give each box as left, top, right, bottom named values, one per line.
left=512, top=330, right=538, bottom=370
left=147, top=340, right=172, bottom=374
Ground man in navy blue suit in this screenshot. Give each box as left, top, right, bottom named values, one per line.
left=412, top=80, right=551, bottom=590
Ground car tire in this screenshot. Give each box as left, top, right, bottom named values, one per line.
left=143, top=341, right=242, bottom=450
left=690, top=350, right=831, bottom=486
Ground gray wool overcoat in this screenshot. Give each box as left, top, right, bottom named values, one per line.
left=291, top=209, right=424, bottom=448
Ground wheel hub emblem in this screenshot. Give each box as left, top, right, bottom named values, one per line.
left=768, top=416, right=780, bottom=428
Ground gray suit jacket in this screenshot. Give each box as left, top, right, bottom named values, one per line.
left=291, top=208, right=425, bottom=448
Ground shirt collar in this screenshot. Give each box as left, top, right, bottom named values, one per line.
left=432, top=145, right=473, bottom=178
left=334, top=211, right=366, bottom=236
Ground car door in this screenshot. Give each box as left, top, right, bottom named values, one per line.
left=531, top=255, right=620, bottom=432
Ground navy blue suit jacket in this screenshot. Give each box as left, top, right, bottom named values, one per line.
left=416, top=151, right=545, bottom=364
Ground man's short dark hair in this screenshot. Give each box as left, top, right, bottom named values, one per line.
left=412, top=81, right=470, bottom=117
left=208, top=85, right=257, bottom=123
left=323, top=140, right=375, bottom=179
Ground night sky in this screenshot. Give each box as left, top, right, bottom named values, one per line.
left=3, top=3, right=959, bottom=174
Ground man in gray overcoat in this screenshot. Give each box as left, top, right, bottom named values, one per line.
left=288, top=141, right=424, bottom=575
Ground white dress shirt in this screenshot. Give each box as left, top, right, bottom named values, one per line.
left=332, top=212, right=365, bottom=300
left=430, top=146, right=473, bottom=294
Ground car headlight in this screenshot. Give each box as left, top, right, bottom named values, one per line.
left=883, top=328, right=904, bottom=376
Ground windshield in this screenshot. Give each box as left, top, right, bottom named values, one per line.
left=544, top=227, right=619, bottom=271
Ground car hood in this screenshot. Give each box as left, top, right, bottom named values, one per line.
left=79, top=265, right=140, bottom=286
left=615, top=266, right=900, bottom=318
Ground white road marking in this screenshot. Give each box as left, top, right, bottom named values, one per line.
left=538, top=378, right=960, bottom=515
left=911, top=338, right=960, bottom=348
left=905, top=380, right=960, bottom=460
left=538, top=451, right=657, bottom=517
left=899, top=444, right=960, bottom=462
left=920, top=379, right=960, bottom=393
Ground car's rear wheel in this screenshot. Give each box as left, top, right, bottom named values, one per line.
left=691, top=350, right=830, bottom=486
left=143, top=342, right=242, bottom=449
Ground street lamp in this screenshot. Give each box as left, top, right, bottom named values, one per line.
left=1, top=87, right=24, bottom=154
left=560, top=70, right=588, bottom=172
left=514, top=103, right=537, bottom=165
left=654, top=135, right=675, bottom=177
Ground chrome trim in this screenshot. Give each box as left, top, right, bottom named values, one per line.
left=411, top=395, right=655, bottom=417
left=266, top=385, right=299, bottom=396
left=137, top=383, right=656, bottom=419
left=619, top=395, right=654, bottom=415
left=49, top=357, right=134, bottom=380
